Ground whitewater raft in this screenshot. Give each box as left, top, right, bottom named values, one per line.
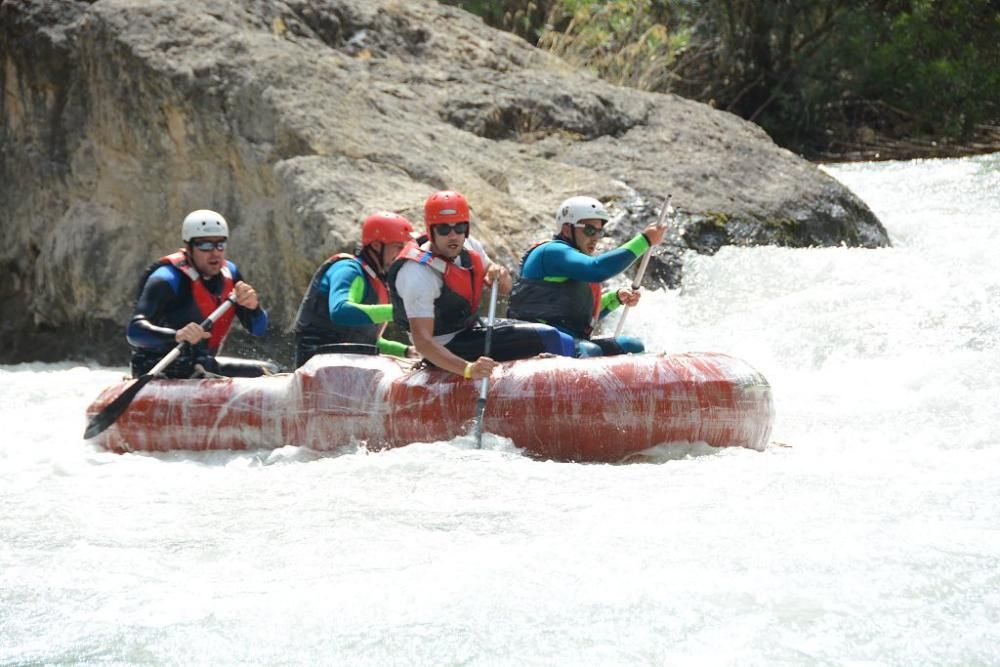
left=84, top=352, right=774, bottom=462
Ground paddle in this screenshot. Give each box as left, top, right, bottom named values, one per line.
left=614, top=194, right=673, bottom=337
left=471, top=280, right=500, bottom=448
left=83, top=293, right=238, bottom=439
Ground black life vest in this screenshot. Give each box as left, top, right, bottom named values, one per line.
left=294, top=253, right=388, bottom=349
left=507, top=240, right=602, bottom=339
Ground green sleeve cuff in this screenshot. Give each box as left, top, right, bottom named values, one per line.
left=623, top=233, right=651, bottom=258
left=378, top=338, right=409, bottom=357
left=355, top=302, right=393, bottom=324
left=601, top=290, right=622, bottom=314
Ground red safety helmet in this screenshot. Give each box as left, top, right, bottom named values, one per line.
left=361, top=211, right=414, bottom=246
left=424, top=190, right=470, bottom=230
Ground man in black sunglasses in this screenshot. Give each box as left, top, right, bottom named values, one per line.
left=508, top=196, right=667, bottom=357
left=387, top=191, right=574, bottom=379
left=126, top=209, right=276, bottom=378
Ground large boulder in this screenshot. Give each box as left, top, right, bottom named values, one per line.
left=0, top=0, right=889, bottom=365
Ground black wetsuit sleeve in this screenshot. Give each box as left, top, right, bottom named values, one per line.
left=126, top=274, right=180, bottom=349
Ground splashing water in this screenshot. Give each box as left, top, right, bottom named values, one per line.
left=2, top=154, right=999, bottom=665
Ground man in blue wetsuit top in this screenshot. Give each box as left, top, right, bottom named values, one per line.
left=293, top=211, right=417, bottom=368
left=127, top=209, right=276, bottom=378
left=387, top=190, right=574, bottom=381
left=507, top=196, right=667, bottom=357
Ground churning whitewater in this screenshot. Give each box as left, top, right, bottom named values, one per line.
left=2, top=153, right=999, bottom=665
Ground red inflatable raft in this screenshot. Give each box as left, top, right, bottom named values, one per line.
left=84, top=352, right=774, bottom=462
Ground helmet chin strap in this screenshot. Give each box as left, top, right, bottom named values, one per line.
left=183, top=243, right=203, bottom=277
left=362, top=244, right=385, bottom=276
left=559, top=224, right=581, bottom=252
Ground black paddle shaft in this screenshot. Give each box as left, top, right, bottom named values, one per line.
left=83, top=294, right=237, bottom=439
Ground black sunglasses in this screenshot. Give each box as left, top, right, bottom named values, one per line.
left=433, top=222, right=470, bottom=236
left=572, top=223, right=605, bottom=238
left=191, top=240, right=227, bottom=251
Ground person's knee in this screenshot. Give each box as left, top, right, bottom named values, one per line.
left=537, top=327, right=575, bottom=356
left=556, top=331, right=575, bottom=357
left=616, top=336, right=645, bottom=354
left=580, top=336, right=644, bottom=357
left=215, top=357, right=279, bottom=378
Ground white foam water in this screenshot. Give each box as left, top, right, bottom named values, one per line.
left=2, top=153, right=999, bottom=665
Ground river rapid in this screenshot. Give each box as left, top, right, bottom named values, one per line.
left=2, top=153, right=999, bottom=665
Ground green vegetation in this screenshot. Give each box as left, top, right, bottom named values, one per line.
left=702, top=211, right=730, bottom=227
left=443, top=0, right=1000, bottom=159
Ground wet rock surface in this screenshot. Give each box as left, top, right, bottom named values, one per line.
left=0, top=0, right=888, bottom=365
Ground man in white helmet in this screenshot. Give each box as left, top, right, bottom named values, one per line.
left=126, top=209, right=276, bottom=378
left=507, top=196, right=667, bottom=356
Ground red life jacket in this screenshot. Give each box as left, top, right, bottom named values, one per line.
left=357, top=254, right=390, bottom=305
left=162, top=250, right=236, bottom=351
left=587, top=282, right=602, bottom=329
left=386, top=240, right=486, bottom=335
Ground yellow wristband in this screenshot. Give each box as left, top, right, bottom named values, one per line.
left=463, top=363, right=473, bottom=379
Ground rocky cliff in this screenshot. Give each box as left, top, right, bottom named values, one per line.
left=0, top=0, right=889, bottom=365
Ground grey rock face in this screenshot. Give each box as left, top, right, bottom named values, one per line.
left=0, top=0, right=888, bottom=365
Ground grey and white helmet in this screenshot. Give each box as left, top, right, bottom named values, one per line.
left=555, top=196, right=610, bottom=231
left=182, top=209, right=229, bottom=241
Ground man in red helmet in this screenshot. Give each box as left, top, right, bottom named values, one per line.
left=293, top=211, right=417, bottom=368
left=387, top=191, right=574, bottom=379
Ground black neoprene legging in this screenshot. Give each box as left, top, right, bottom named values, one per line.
left=130, top=350, right=277, bottom=379
left=443, top=319, right=575, bottom=361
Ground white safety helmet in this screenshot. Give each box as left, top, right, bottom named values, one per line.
left=181, top=209, right=229, bottom=242
left=555, top=196, right=610, bottom=232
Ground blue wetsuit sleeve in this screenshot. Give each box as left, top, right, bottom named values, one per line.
left=325, top=261, right=392, bottom=326
left=230, top=263, right=268, bottom=336
left=532, top=235, right=650, bottom=282
left=238, top=305, right=268, bottom=336
left=127, top=266, right=182, bottom=349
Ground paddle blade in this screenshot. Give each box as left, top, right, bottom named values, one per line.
left=82, top=374, right=153, bottom=439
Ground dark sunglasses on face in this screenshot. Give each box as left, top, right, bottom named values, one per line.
left=191, top=240, right=227, bottom=252
left=573, top=223, right=605, bottom=238
left=434, top=222, right=470, bottom=236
